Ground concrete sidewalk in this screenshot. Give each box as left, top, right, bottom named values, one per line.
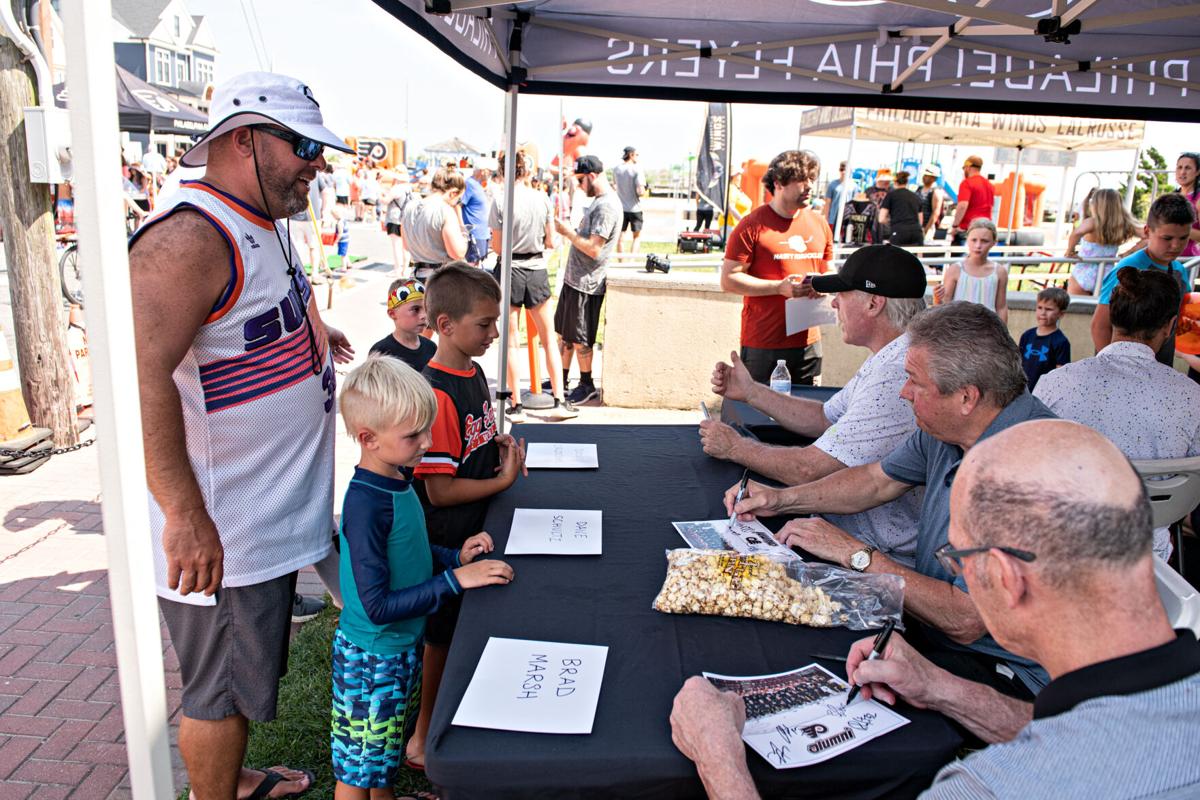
left=0, top=221, right=697, bottom=798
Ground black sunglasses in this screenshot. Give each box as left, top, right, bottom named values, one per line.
left=934, top=543, right=1036, bottom=577
left=252, top=125, right=324, bottom=161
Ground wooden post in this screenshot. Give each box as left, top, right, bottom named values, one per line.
left=0, top=31, right=79, bottom=445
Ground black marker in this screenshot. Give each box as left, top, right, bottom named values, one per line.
left=728, top=468, right=750, bottom=530
left=845, top=619, right=895, bottom=707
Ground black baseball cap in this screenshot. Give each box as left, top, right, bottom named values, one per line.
left=810, top=244, right=927, bottom=298
left=574, top=155, right=604, bottom=175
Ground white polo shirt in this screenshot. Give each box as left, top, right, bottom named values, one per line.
left=1034, top=340, right=1200, bottom=561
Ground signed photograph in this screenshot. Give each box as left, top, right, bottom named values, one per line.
left=703, top=664, right=910, bottom=768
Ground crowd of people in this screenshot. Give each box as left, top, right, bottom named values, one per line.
left=126, top=66, right=1200, bottom=800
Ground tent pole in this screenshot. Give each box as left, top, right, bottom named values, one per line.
left=61, top=0, right=174, bottom=796
left=721, top=103, right=733, bottom=244
left=497, top=82, right=519, bottom=427
left=1124, top=146, right=1141, bottom=213
left=1006, top=144, right=1024, bottom=241
left=1053, top=163, right=1070, bottom=247
left=834, top=108, right=857, bottom=245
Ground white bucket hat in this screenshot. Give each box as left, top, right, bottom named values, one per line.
left=180, top=72, right=353, bottom=168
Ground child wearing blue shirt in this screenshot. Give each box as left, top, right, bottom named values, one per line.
left=1019, top=287, right=1071, bottom=390
left=333, top=356, right=514, bottom=798
left=1091, top=193, right=1195, bottom=366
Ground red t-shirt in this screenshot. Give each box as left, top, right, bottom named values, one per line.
left=957, top=174, right=995, bottom=227
left=724, top=205, right=832, bottom=349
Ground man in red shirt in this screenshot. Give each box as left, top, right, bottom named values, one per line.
left=720, top=150, right=833, bottom=385
left=950, top=154, right=996, bottom=245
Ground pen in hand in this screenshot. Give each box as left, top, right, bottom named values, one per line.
left=845, top=619, right=896, bottom=707
left=728, top=469, right=750, bottom=530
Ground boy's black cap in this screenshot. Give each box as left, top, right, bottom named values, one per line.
left=574, top=154, right=604, bottom=175
left=810, top=244, right=927, bottom=298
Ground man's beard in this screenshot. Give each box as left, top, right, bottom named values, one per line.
left=256, top=145, right=309, bottom=218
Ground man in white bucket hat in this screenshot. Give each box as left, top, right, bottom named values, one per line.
left=129, top=72, right=355, bottom=799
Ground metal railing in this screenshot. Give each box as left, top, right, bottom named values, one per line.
left=607, top=246, right=1200, bottom=298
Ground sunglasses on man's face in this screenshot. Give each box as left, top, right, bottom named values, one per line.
left=252, top=125, right=324, bottom=162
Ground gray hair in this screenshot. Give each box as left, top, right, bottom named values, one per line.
left=882, top=296, right=927, bottom=331
left=906, top=302, right=1026, bottom=407
left=963, top=477, right=1152, bottom=589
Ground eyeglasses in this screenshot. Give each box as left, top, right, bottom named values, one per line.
left=934, top=543, right=1036, bottom=577
left=251, top=125, right=324, bottom=161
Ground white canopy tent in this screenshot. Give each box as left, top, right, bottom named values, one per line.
left=797, top=106, right=1146, bottom=150
left=50, top=1, right=1200, bottom=796
left=796, top=106, right=1148, bottom=241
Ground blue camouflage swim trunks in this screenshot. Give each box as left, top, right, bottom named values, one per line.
left=330, top=628, right=423, bottom=788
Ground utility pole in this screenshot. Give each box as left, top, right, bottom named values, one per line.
left=0, top=17, right=79, bottom=446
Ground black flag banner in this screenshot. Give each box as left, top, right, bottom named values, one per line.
left=695, top=102, right=729, bottom=214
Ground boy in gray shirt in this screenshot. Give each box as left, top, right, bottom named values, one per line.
left=613, top=146, right=647, bottom=253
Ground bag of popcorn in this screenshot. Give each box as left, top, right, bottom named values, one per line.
left=651, top=549, right=902, bottom=630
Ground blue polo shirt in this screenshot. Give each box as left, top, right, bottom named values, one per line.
left=1097, top=249, right=1188, bottom=304
left=880, top=392, right=1056, bottom=693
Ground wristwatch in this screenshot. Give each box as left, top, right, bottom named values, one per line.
left=849, top=546, right=876, bottom=572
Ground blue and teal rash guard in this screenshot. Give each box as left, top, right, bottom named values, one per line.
left=338, top=466, right=462, bottom=655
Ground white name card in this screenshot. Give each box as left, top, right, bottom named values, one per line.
left=506, top=509, right=602, bottom=555
left=452, top=637, right=609, bottom=734
left=526, top=443, right=599, bottom=469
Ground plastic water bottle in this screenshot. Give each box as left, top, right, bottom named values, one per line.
left=769, top=360, right=791, bottom=394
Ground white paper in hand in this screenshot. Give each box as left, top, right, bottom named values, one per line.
left=453, top=637, right=609, bottom=734
left=785, top=296, right=838, bottom=336
left=507, top=509, right=602, bottom=555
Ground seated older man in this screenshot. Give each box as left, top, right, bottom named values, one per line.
left=1036, top=266, right=1200, bottom=562
left=730, top=302, right=1053, bottom=697
left=700, top=244, right=927, bottom=567
left=673, top=420, right=1200, bottom=799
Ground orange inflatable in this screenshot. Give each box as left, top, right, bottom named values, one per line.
left=739, top=159, right=770, bottom=209
left=550, top=117, right=592, bottom=173
left=1177, top=292, right=1200, bottom=355
left=995, top=173, right=1046, bottom=229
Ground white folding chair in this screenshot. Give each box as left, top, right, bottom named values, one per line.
left=1155, top=556, right=1200, bottom=637
left=1131, top=455, right=1200, bottom=576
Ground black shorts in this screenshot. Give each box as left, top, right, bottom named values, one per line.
left=159, top=572, right=296, bottom=721
left=739, top=342, right=823, bottom=386
left=336, top=194, right=349, bottom=205
left=621, top=211, right=644, bottom=233
left=386, top=223, right=403, bottom=237
left=364, top=199, right=377, bottom=206
left=554, top=283, right=605, bottom=347
left=494, top=262, right=552, bottom=309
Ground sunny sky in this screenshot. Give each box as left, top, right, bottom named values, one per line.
left=188, top=0, right=1198, bottom=204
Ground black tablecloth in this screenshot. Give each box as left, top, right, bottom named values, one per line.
left=425, top=425, right=961, bottom=799
left=721, top=386, right=841, bottom=447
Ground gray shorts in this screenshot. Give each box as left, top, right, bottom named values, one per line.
left=159, top=572, right=296, bottom=721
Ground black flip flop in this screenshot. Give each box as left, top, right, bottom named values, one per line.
left=245, top=768, right=315, bottom=800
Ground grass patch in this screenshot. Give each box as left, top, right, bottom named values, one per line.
left=177, top=603, right=433, bottom=800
